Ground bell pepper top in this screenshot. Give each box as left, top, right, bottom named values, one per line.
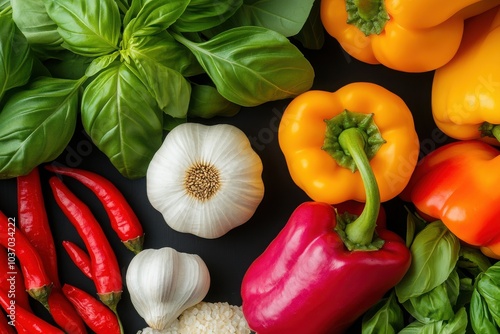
left=346, top=0, right=389, bottom=35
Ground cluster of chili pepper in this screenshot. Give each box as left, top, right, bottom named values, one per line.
left=241, top=82, right=418, bottom=333
left=0, top=165, right=144, bottom=333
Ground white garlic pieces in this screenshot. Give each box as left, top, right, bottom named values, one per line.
left=146, top=123, right=265, bottom=238
left=126, top=247, right=211, bottom=331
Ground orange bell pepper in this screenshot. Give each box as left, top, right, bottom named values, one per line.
left=278, top=82, right=419, bottom=204
left=320, top=0, right=500, bottom=72
left=401, top=140, right=500, bottom=259
left=432, top=6, right=500, bottom=146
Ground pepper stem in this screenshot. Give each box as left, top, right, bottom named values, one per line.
left=338, top=128, right=380, bottom=246
left=479, top=122, right=500, bottom=143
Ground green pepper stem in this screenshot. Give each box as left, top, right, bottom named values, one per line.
left=492, top=125, right=500, bottom=143
left=338, top=128, right=380, bottom=246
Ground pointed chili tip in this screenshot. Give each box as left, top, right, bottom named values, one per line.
left=122, top=235, right=145, bottom=254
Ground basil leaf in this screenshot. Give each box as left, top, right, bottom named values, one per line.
left=85, top=52, right=120, bottom=77
left=172, top=0, right=242, bottom=32
left=403, top=270, right=459, bottom=323
left=293, top=0, right=324, bottom=50
left=188, top=84, right=241, bottom=119
left=131, top=58, right=191, bottom=119
left=126, top=31, right=202, bottom=77
left=0, top=14, right=34, bottom=101
left=0, top=77, right=83, bottom=178
left=405, top=210, right=427, bottom=248
left=361, top=292, right=404, bottom=334
left=43, top=0, right=121, bottom=57
left=470, top=289, right=499, bottom=333
left=0, top=0, right=9, bottom=11
left=458, top=246, right=492, bottom=278
left=81, top=62, right=163, bottom=179
left=44, top=51, right=93, bottom=80
left=395, top=221, right=460, bottom=303
left=11, top=0, right=63, bottom=57
left=123, top=0, right=190, bottom=39
left=209, top=0, right=315, bottom=37
left=174, top=26, right=314, bottom=107
left=475, top=262, right=500, bottom=327
left=399, top=307, right=468, bottom=334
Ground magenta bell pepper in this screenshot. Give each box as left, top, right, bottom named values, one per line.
left=241, top=201, right=411, bottom=333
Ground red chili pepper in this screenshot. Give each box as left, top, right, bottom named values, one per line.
left=17, top=167, right=88, bottom=334
left=0, top=246, right=31, bottom=311
left=0, top=310, right=16, bottom=334
left=241, top=202, right=411, bottom=334
left=62, top=241, right=93, bottom=279
left=48, top=176, right=122, bottom=311
left=62, top=284, right=122, bottom=334
left=45, top=165, right=144, bottom=254
left=0, top=210, right=52, bottom=309
left=17, top=167, right=59, bottom=286
left=0, top=288, right=64, bottom=334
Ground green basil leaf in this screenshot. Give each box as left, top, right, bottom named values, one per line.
left=470, top=289, right=500, bottom=333
left=405, top=210, right=427, bottom=248
left=172, top=0, right=242, bottom=32
left=458, top=246, right=492, bottom=277
left=0, top=14, right=34, bottom=101
left=475, top=262, right=500, bottom=327
left=395, top=221, right=460, bottom=303
left=131, top=58, right=191, bottom=119
left=0, top=0, right=10, bottom=11
left=11, top=0, right=63, bottom=57
left=403, top=270, right=459, bottom=323
left=361, top=292, right=404, bottom=334
left=123, top=0, right=190, bottom=39
left=85, top=52, right=120, bottom=77
left=399, top=307, right=467, bottom=334
left=208, top=0, right=315, bottom=37
left=44, top=51, right=93, bottom=80
left=173, top=26, right=314, bottom=107
left=188, top=84, right=241, bottom=119
left=163, top=114, right=186, bottom=131
left=0, top=76, right=83, bottom=178
left=43, top=0, right=121, bottom=57
left=81, top=62, right=163, bottom=179
left=126, top=31, right=203, bottom=77
left=293, top=0, right=324, bottom=50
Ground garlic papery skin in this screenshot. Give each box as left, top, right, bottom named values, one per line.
left=126, top=247, right=211, bottom=330
left=146, top=123, right=265, bottom=239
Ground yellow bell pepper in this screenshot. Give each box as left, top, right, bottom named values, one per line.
left=320, top=0, right=500, bottom=72
left=432, top=6, right=500, bottom=146
left=278, top=82, right=419, bottom=204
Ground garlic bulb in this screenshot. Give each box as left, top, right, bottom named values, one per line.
left=146, top=123, right=265, bottom=239
left=126, top=247, right=210, bottom=330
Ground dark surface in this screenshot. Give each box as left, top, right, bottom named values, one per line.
left=0, top=35, right=446, bottom=333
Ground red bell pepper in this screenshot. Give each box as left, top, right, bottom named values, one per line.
left=401, top=140, right=500, bottom=259
left=241, top=201, right=410, bottom=333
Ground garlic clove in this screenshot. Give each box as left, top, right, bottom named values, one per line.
left=126, top=247, right=210, bottom=330
left=146, top=123, right=265, bottom=238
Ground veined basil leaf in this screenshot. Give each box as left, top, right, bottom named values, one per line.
left=131, top=58, right=191, bottom=119
left=122, top=0, right=190, bottom=39
left=293, top=0, right=324, bottom=50
left=43, top=0, right=121, bottom=57
left=0, top=0, right=9, bottom=11
left=361, top=292, right=404, bottom=334
left=0, top=76, right=83, bottom=178
left=399, top=307, right=468, bottom=334
left=395, top=221, right=460, bottom=303
left=475, top=262, right=500, bottom=327
left=85, top=52, right=120, bottom=77
left=126, top=31, right=202, bottom=77
left=458, top=246, right=492, bottom=278
left=208, top=0, right=315, bottom=37
left=172, top=0, right=242, bottom=32
left=11, top=0, right=63, bottom=57
left=0, top=14, right=34, bottom=101
left=173, top=26, right=314, bottom=107
left=188, top=84, right=240, bottom=119
left=81, top=62, right=163, bottom=179
left=471, top=289, right=500, bottom=333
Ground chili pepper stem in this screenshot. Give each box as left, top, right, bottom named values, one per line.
left=338, top=127, right=380, bottom=247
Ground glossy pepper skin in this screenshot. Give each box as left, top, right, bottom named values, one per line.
left=320, top=0, right=500, bottom=72
left=432, top=6, right=500, bottom=146
left=241, top=201, right=411, bottom=334
left=278, top=82, right=419, bottom=204
left=400, top=140, right=500, bottom=259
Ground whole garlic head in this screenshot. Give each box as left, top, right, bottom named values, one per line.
left=146, top=123, right=265, bottom=238
left=126, top=247, right=210, bottom=330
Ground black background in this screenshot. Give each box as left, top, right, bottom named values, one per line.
left=0, top=34, right=447, bottom=333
